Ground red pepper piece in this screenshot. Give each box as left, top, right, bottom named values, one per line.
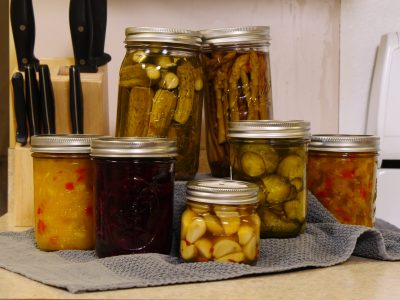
left=37, top=207, right=42, bottom=215
left=75, top=167, right=87, bottom=182
left=65, top=182, right=74, bottom=191
left=37, top=220, right=46, bottom=234
left=85, top=206, right=93, bottom=216
left=359, top=187, right=368, bottom=199
left=341, top=169, right=355, bottom=179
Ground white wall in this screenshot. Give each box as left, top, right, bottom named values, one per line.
left=32, top=0, right=340, bottom=135
left=340, top=0, right=400, bottom=134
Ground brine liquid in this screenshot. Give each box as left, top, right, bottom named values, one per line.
left=93, top=158, right=174, bottom=258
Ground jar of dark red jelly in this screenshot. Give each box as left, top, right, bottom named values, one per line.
left=90, top=137, right=177, bottom=258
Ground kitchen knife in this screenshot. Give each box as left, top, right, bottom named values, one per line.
left=69, top=66, right=84, bottom=134
left=11, top=72, right=28, bottom=145
left=69, top=0, right=98, bottom=73
left=90, top=0, right=111, bottom=67
left=10, top=0, right=39, bottom=71
left=38, top=65, right=56, bottom=134
left=24, top=64, right=42, bottom=136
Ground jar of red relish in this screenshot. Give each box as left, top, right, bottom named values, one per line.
left=31, top=134, right=104, bottom=251
left=90, top=137, right=177, bottom=258
left=307, top=135, right=379, bottom=227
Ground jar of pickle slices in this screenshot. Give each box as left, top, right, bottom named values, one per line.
left=307, top=135, right=379, bottom=227
left=181, top=179, right=260, bottom=264
left=115, top=27, right=204, bottom=180
left=90, top=137, right=177, bottom=258
left=31, top=134, right=104, bottom=251
left=228, top=120, right=310, bottom=238
left=201, top=26, right=273, bottom=178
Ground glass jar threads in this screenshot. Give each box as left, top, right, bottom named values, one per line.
left=307, top=135, right=379, bottom=227
left=201, top=26, right=273, bottom=177
left=228, top=120, right=310, bottom=238
left=181, top=179, right=260, bottom=264
left=31, top=134, right=103, bottom=251
left=90, top=137, right=177, bottom=258
left=115, top=27, right=204, bottom=181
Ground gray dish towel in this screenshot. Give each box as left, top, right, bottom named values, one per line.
left=0, top=181, right=399, bottom=293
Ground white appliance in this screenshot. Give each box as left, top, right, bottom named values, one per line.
left=367, top=32, right=400, bottom=227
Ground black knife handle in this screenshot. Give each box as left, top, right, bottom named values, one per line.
left=38, top=65, right=56, bottom=134
left=24, top=64, right=41, bottom=136
left=90, top=0, right=111, bottom=66
left=10, top=0, right=39, bottom=71
left=69, top=66, right=84, bottom=134
left=11, top=72, right=28, bottom=145
left=69, top=0, right=97, bottom=73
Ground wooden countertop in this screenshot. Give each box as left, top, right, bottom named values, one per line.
left=1, top=213, right=400, bottom=300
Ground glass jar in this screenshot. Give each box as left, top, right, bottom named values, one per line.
left=31, top=134, right=103, bottom=251
left=181, top=179, right=260, bottom=265
left=228, top=120, right=310, bottom=238
left=307, top=135, right=379, bottom=227
left=201, top=26, right=273, bottom=177
left=90, top=137, right=177, bottom=258
left=115, top=27, right=203, bottom=181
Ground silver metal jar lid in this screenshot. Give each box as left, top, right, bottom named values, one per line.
left=31, top=134, right=106, bottom=154
left=125, top=27, right=202, bottom=47
left=201, top=26, right=270, bottom=45
left=308, top=134, right=380, bottom=152
left=186, top=179, right=259, bottom=205
left=227, top=120, right=310, bottom=139
left=90, top=137, right=177, bottom=158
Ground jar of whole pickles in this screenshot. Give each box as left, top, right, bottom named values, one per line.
left=31, top=134, right=104, bottom=251
left=181, top=179, right=260, bottom=264
left=201, top=26, right=273, bottom=178
left=115, top=27, right=203, bottom=181
left=228, top=120, right=310, bottom=238
left=90, top=137, right=177, bottom=258
left=307, top=135, right=379, bottom=227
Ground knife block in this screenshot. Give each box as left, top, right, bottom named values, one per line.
left=8, top=57, right=110, bottom=227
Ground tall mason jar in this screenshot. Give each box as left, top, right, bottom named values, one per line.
left=31, top=134, right=104, bottom=251
left=307, top=135, right=379, bottom=227
left=201, top=26, right=273, bottom=177
left=228, top=120, right=310, bottom=238
left=90, top=137, right=177, bottom=258
left=115, top=27, right=204, bottom=181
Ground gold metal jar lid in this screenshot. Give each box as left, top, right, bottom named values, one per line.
left=201, top=26, right=270, bottom=45
left=31, top=134, right=106, bottom=154
left=227, top=120, right=310, bottom=139
left=125, top=27, right=202, bottom=47
left=90, top=137, right=177, bottom=158
left=186, top=179, right=259, bottom=205
left=309, top=134, right=380, bottom=152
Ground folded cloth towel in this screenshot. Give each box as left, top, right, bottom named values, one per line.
left=0, top=182, right=399, bottom=293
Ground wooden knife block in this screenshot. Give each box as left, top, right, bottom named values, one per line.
left=8, top=57, right=110, bottom=227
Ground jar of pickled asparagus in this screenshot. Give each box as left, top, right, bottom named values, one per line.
left=90, top=137, right=177, bottom=258
left=228, top=120, right=310, bottom=238
left=307, top=135, right=379, bottom=227
left=31, top=134, right=104, bottom=251
left=201, top=26, right=273, bottom=178
left=181, top=179, right=260, bottom=264
left=115, top=27, right=203, bottom=181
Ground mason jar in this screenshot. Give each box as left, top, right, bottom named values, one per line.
left=201, top=26, right=273, bottom=177
left=115, top=27, right=204, bottom=180
left=181, top=179, right=260, bottom=265
left=31, top=134, right=104, bottom=251
left=90, top=137, right=177, bottom=258
left=307, top=135, right=379, bottom=227
left=228, top=120, right=310, bottom=238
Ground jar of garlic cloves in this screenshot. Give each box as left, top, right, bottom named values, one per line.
left=116, top=27, right=204, bottom=181
left=201, top=26, right=273, bottom=178
left=181, top=179, right=260, bottom=265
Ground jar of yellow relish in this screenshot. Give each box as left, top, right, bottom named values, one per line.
left=307, top=134, right=379, bottom=227
left=181, top=179, right=260, bottom=265
left=228, top=120, right=310, bottom=238
left=31, top=135, right=104, bottom=251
